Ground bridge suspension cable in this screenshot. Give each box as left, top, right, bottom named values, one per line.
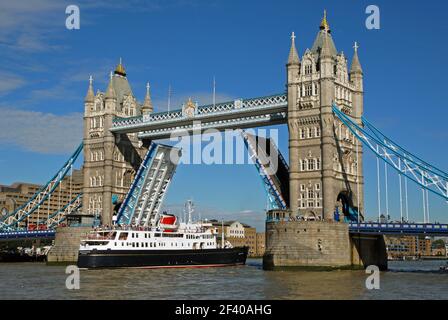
left=333, top=106, right=448, bottom=205
left=0, top=143, right=83, bottom=232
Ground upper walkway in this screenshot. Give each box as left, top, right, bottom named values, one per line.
left=110, top=94, right=287, bottom=139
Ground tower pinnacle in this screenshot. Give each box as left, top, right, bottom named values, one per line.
left=287, top=31, right=300, bottom=65
left=84, top=75, right=94, bottom=103
left=320, top=9, right=331, bottom=33
left=142, top=82, right=153, bottom=114
left=350, top=41, right=363, bottom=74
left=105, top=71, right=116, bottom=99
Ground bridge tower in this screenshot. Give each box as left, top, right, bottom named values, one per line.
left=287, top=11, right=364, bottom=221
left=82, top=61, right=148, bottom=225
left=264, top=12, right=386, bottom=270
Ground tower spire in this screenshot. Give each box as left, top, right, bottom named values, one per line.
left=142, top=82, right=153, bottom=114
left=320, top=28, right=332, bottom=58
left=84, top=75, right=94, bottom=103
left=350, top=41, right=363, bottom=74
left=287, top=31, right=300, bottom=65
left=320, top=9, right=331, bottom=33
left=105, top=71, right=116, bottom=99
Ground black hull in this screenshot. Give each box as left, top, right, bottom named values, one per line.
left=77, top=247, right=249, bottom=269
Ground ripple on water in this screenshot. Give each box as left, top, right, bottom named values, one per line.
left=0, top=259, right=447, bottom=299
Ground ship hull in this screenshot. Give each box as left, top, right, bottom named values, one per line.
left=77, top=247, right=248, bottom=269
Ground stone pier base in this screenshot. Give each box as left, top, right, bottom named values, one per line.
left=350, top=233, right=388, bottom=271
left=263, top=220, right=387, bottom=270
left=47, top=226, right=91, bottom=264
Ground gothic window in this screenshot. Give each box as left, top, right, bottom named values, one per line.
left=308, top=189, right=314, bottom=199
left=316, top=200, right=321, bottom=208
left=305, top=84, right=312, bottom=96
left=300, top=128, right=305, bottom=139
left=315, top=126, right=321, bottom=137
left=315, top=183, right=320, bottom=191
left=316, top=158, right=321, bottom=170
left=307, top=127, right=312, bottom=138
left=302, top=159, right=308, bottom=171
left=305, top=65, right=312, bottom=75
left=308, top=159, right=315, bottom=171
left=314, top=83, right=318, bottom=95
left=301, top=202, right=306, bottom=208
left=300, top=184, right=305, bottom=191
left=308, top=201, right=314, bottom=208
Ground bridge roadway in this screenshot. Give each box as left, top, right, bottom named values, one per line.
left=1, top=222, right=447, bottom=241
left=348, top=222, right=448, bottom=236
left=110, top=94, right=288, bottom=139
left=0, top=230, right=55, bottom=241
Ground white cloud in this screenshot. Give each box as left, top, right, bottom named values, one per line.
left=0, top=107, right=82, bottom=154
left=0, top=71, right=26, bottom=95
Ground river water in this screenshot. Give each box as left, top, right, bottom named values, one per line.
left=0, top=259, right=447, bottom=300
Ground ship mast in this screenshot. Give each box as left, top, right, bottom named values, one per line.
left=185, top=200, right=194, bottom=224
left=221, top=219, right=224, bottom=248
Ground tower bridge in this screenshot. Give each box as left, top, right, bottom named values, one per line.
left=1, top=12, right=447, bottom=269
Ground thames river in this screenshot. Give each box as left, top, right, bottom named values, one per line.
left=0, top=259, right=447, bottom=299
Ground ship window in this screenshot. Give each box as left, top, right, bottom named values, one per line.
left=119, top=232, right=128, bottom=240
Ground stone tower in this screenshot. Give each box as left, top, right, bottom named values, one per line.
left=287, top=11, right=364, bottom=221
left=82, top=60, right=149, bottom=225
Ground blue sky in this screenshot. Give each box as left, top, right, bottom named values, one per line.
left=0, top=0, right=447, bottom=230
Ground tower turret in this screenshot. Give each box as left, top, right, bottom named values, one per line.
left=318, top=11, right=337, bottom=221
left=286, top=31, right=300, bottom=213
left=350, top=42, right=364, bottom=119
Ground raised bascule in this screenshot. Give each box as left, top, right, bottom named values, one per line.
left=1, top=12, right=448, bottom=269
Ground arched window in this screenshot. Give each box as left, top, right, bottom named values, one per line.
left=307, top=127, right=312, bottom=138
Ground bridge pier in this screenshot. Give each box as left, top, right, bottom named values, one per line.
left=47, top=226, right=91, bottom=264
left=263, top=217, right=387, bottom=270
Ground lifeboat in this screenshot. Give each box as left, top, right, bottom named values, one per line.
left=159, top=213, right=178, bottom=232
